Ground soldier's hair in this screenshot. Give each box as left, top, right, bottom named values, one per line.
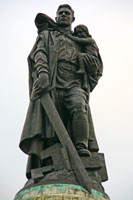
left=57, top=4, right=74, bottom=17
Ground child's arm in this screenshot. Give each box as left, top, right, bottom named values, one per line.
left=67, top=34, right=95, bottom=45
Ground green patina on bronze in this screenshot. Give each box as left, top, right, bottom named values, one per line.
left=14, top=184, right=109, bottom=200
left=91, top=189, right=109, bottom=200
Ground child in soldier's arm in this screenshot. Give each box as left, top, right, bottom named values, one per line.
left=67, top=24, right=98, bottom=76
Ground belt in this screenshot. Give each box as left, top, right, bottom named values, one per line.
left=57, top=60, right=78, bottom=72
left=58, top=60, right=78, bottom=67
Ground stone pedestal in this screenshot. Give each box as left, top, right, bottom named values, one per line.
left=14, top=184, right=109, bottom=200
left=15, top=144, right=110, bottom=199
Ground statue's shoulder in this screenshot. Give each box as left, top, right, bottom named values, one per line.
left=37, top=30, right=49, bottom=39
left=38, top=29, right=57, bottom=40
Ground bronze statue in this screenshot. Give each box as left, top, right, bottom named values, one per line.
left=19, top=5, right=108, bottom=196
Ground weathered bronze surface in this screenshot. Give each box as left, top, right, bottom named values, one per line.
left=18, top=4, right=109, bottom=199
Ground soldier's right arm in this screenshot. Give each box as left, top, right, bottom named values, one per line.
left=33, top=33, right=49, bottom=76
left=33, top=32, right=49, bottom=94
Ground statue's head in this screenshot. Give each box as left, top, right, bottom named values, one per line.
left=55, top=4, right=75, bottom=27
left=74, top=24, right=91, bottom=38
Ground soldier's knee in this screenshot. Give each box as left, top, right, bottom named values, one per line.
left=71, top=102, right=87, bottom=115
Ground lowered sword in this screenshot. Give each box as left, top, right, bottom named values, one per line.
left=31, top=88, right=92, bottom=193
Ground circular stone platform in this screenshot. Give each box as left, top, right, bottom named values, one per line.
left=14, top=184, right=109, bottom=200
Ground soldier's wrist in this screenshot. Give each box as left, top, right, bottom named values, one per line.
left=38, top=68, right=48, bottom=74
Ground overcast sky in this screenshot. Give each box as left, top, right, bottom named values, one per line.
left=0, top=0, right=133, bottom=199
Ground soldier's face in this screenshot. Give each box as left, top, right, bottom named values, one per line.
left=56, top=7, right=74, bottom=27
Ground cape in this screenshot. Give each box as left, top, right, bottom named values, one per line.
left=35, top=13, right=61, bottom=33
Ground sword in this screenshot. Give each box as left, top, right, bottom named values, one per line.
left=38, top=91, right=92, bottom=193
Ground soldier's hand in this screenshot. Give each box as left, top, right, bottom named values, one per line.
left=33, top=73, right=49, bottom=94
left=87, top=55, right=95, bottom=66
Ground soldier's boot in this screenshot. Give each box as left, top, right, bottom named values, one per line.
left=72, top=111, right=91, bottom=156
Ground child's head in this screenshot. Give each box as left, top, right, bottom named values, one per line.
left=74, top=24, right=91, bottom=38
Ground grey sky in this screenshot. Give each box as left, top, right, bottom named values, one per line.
left=0, top=0, right=133, bottom=199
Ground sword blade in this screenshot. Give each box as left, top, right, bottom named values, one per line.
left=41, top=93, right=92, bottom=192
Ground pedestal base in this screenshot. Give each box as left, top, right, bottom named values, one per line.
left=14, top=184, right=109, bottom=200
